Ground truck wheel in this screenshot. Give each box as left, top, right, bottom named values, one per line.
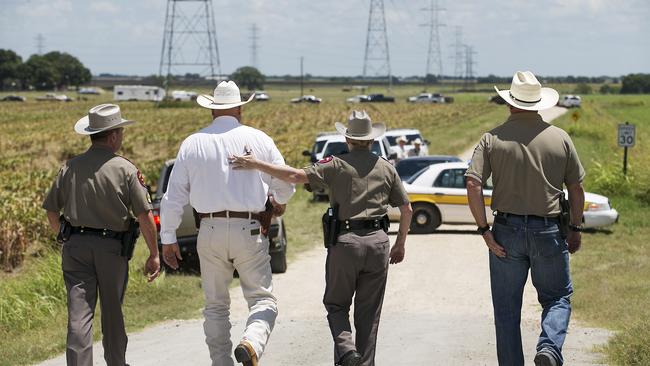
left=270, top=230, right=288, bottom=274
left=410, top=203, right=441, bottom=234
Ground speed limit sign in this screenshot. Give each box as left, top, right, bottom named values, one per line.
left=618, top=123, right=636, bottom=147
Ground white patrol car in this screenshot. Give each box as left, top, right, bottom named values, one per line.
left=388, top=162, right=619, bottom=233
left=559, top=95, right=582, bottom=108
left=384, top=128, right=429, bottom=156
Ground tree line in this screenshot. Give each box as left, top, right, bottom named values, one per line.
left=0, top=49, right=91, bottom=91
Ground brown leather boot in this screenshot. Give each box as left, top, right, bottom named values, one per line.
left=234, top=340, right=258, bottom=366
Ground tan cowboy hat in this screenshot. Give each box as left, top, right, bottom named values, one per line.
left=74, top=104, right=134, bottom=135
left=396, top=135, right=407, bottom=143
left=494, top=71, right=559, bottom=111
left=412, top=138, right=422, bottom=145
left=196, top=80, right=255, bottom=110
left=335, top=110, right=386, bottom=141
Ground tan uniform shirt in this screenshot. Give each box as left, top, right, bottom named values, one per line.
left=465, top=112, right=585, bottom=216
left=42, top=145, right=152, bottom=231
left=303, top=149, right=410, bottom=220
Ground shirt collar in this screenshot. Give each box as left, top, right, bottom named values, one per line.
left=212, top=115, right=241, bottom=127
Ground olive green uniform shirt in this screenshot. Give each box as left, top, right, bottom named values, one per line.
left=466, top=112, right=585, bottom=216
left=42, top=145, right=152, bottom=231
left=303, top=149, right=410, bottom=220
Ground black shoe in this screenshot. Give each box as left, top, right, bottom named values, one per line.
left=338, top=350, right=362, bottom=366
left=534, top=349, right=558, bottom=366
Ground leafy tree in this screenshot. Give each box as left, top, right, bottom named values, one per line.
left=42, top=51, right=91, bottom=89
left=0, top=49, right=22, bottom=90
left=230, top=66, right=265, bottom=90
left=621, top=74, right=650, bottom=94
left=424, top=73, right=438, bottom=84
left=599, top=84, right=613, bottom=94
left=19, top=55, right=58, bottom=90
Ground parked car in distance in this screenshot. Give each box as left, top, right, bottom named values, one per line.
left=36, top=93, right=72, bottom=102
left=346, top=94, right=368, bottom=103
left=559, top=95, right=582, bottom=108
left=384, top=128, right=430, bottom=156
left=171, top=90, right=198, bottom=101
left=114, top=85, right=165, bottom=102
left=407, top=92, right=446, bottom=103
left=387, top=162, right=619, bottom=233
left=78, top=87, right=102, bottom=95
left=302, top=133, right=396, bottom=200
left=254, top=90, right=270, bottom=101
left=1, top=95, right=26, bottom=102
left=360, top=94, right=395, bottom=103
left=151, top=159, right=289, bottom=273
left=395, top=155, right=463, bottom=182
left=489, top=94, right=506, bottom=105
left=290, top=95, right=322, bottom=103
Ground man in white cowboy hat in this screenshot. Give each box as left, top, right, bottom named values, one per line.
left=42, top=103, right=161, bottom=366
left=465, top=71, right=585, bottom=366
left=395, top=135, right=409, bottom=161
left=229, top=110, right=413, bottom=366
left=159, top=80, right=295, bottom=366
left=406, top=138, right=424, bottom=157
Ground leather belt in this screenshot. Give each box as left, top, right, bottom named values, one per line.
left=495, top=211, right=558, bottom=222
left=341, top=218, right=383, bottom=232
left=70, top=226, right=125, bottom=240
left=199, top=211, right=262, bottom=221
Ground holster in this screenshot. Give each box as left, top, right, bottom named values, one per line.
left=558, top=192, right=570, bottom=239
left=120, top=218, right=140, bottom=260
left=56, top=215, right=72, bottom=244
left=259, top=199, right=274, bottom=237
left=322, top=205, right=340, bottom=248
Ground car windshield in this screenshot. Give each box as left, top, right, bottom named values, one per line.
left=405, top=166, right=429, bottom=184
left=397, top=159, right=444, bottom=180
left=313, top=140, right=327, bottom=154
left=323, top=141, right=382, bottom=158
left=386, top=134, right=423, bottom=146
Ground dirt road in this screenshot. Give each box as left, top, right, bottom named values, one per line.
left=39, top=106, right=610, bottom=365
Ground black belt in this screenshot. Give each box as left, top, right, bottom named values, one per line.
left=341, top=218, right=384, bottom=232
left=70, top=226, right=125, bottom=240
left=495, top=212, right=558, bottom=222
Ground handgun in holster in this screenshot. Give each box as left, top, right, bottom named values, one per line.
left=322, top=205, right=340, bottom=248
left=120, top=218, right=140, bottom=260
left=558, top=192, right=570, bottom=239
left=259, top=199, right=274, bottom=237
left=57, top=215, right=72, bottom=244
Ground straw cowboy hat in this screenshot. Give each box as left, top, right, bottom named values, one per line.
left=335, top=110, right=386, bottom=141
left=494, top=71, right=559, bottom=111
left=196, top=80, right=255, bottom=110
left=412, top=138, right=422, bottom=145
left=74, top=104, right=134, bottom=135
left=396, top=135, right=408, bottom=143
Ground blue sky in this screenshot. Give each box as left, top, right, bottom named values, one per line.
left=0, top=0, right=647, bottom=77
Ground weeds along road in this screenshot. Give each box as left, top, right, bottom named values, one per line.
left=38, top=106, right=610, bottom=365
left=39, top=225, right=610, bottom=366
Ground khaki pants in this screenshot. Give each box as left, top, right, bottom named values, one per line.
left=62, top=235, right=129, bottom=366
left=197, top=217, right=276, bottom=366
left=323, top=230, right=390, bottom=366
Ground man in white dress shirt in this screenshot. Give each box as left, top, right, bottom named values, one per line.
left=160, top=81, right=295, bottom=366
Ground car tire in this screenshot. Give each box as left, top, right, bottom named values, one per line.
left=410, top=203, right=441, bottom=234
left=270, top=228, right=288, bottom=274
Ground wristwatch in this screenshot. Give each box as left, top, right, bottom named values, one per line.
left=477, top=225, right=491, bottom=235
left=569, top=224, right=583, bottom=232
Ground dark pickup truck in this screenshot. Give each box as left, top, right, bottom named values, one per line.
left=151, top=159, right=288, bottom=273
left=361, top=94, right=395, bottom=103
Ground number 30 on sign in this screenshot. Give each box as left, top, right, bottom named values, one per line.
left=618, top=123, right=636, bottom=147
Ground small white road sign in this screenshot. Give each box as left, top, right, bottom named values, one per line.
left=618, top=124, right=636, bottom=147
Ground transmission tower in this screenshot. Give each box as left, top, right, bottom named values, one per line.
left=421, top=0, right=445, bottom=79
left=363, top=0, right=392, bottom=88
left=35, top=33, right=45, bottom=55
left=451, top=26, right=464, bottom=81
left=159, top=0, right=222, bottom=89
left=250, top=24, right=259, bottom=69
left=464, top=45, right=477, bottom=88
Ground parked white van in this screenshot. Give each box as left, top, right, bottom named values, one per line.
left=113, top=85, right=165, bottom=102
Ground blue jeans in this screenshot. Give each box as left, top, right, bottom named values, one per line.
left=490, top=214, right=573, bottom=366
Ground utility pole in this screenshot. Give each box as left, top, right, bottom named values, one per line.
left=35, top=33, right=45, bottom=55
left=250, top=23, right=259, bottom=69
left=421, top=0, right=445, bottom=87
left=159, top=0, right=222, bottom=92
left=300, top=56, right=304, bottom=97
left=451, top=26, right=464, bottom=89
left=363, top=0, right=392, bottom=91
left=464, top=45, right=477, bottom=89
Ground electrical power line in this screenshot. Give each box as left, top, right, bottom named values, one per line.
left=35, top=33, right=45, bottom=55
left=421, top=0, right=445, bottom=78
left=363, top=0, right=392, bottom=89
left=250, top=23, right=259, bottom=69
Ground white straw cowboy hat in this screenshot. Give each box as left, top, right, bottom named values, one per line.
left=335, top=110, right=386, bottom=141
left=412, top=138, right=422, bottom=145
left=196, top=80, right=255, bottom=110
left=74, top=104, right=134, bottom=135
left=494, top=71, right=559, bottom=111
left=396, top=135, right=407, bottom=143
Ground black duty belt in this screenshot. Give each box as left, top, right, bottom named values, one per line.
left=495, top=212, right=558, bottom=222
left=341, top=218, right=383, bottom=232
left=70, top=226, right=126, bottom=240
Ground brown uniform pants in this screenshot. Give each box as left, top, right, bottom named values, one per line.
left=323, top=229, right=390, bottom=366
left=62, top=235, right=129, bottom=366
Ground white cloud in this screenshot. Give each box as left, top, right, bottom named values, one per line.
left=90, top=1, right=120, bottom=14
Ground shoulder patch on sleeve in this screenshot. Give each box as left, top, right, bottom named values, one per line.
left=318, top=156, right=334, bottom=164
left=136, top=170, right=147, bottom=188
